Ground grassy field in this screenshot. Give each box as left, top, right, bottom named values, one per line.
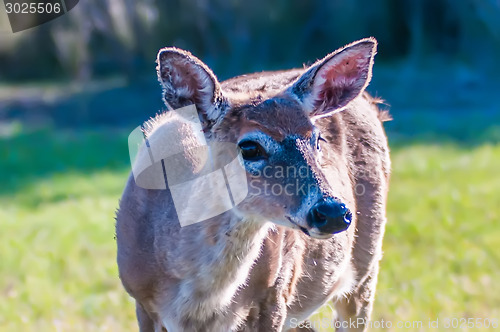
left=1, top=126, right=499, bottom=331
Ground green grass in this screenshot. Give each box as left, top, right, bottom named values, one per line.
left=1, top=129, right=499, bottom=331
left=373, top=144, right=500, bottom=331
left=0, top=129, right=136, bottom=331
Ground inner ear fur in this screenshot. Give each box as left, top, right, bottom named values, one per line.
left=290, top=38, right=377, bottom=117
left=156, top=47, right=226, bottom=125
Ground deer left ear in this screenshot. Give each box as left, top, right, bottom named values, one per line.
left=156, top=47, right=227, bottom=129
left=290, top=38, right=377, bottom=118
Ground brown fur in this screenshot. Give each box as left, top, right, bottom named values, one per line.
left=116, top=38, right=390, bottom=332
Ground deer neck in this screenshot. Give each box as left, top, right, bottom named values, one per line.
left=208, top=214, right=270, bottom=283
left=183, top=214, right=272, bottom=313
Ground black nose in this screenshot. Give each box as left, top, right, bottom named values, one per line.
left=307, top=199, right=352, bottom=234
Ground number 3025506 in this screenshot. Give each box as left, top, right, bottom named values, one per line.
left=5, top=2, right=61, bottom=14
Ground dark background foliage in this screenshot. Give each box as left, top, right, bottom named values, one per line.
left=0, top=0, right=499, bottom=139
left=1, top=0, right=500, bottom=80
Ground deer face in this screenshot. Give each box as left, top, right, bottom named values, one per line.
left=156, top=38, right=376, bottom=239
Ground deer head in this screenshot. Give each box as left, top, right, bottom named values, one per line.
left=155, top=38, right=377, bottom=239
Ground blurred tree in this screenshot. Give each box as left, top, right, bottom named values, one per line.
left=0, top=0, right=498, bottom=82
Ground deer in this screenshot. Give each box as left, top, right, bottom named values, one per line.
left=116, top=37, right=391, bottom=332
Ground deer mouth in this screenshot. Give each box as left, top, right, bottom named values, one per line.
left=285, top=216, right=340, bottom=240
left=285, top=216, right=311, bottom=237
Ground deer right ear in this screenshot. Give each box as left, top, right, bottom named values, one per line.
left=290, top=38, right=377, bottom=118
left=156, top=47, right=227, bottom=129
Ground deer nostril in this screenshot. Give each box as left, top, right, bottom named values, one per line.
left=344, top=209, right=353, bottom=224
left=307, top=200, right=352, bottom=235
left=313, top=208, right=328, bottom=226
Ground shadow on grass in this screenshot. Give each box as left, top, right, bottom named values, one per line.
left=385, top=107, right=500, bottom=149
left=0, top=76, right=163, bottom=129
left=0, top=127, right=132, bottom=198
left=369, top=62, right=500, bottom=148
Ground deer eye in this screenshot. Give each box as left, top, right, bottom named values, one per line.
left=238, top=141, right=267, bottom=161
left=317, top=134, right=327, bottom=151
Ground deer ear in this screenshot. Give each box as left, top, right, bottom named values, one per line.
left=291, top=38, right=377, bottom=118
left=156, top=47, right=226, bottom=128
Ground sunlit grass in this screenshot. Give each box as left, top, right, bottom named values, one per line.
left=313, top=144, right=500, bottom=331
left=1, top=129, right=499, bottom=331
left=0, top=129, right=136, bottom=331
left=373, top=144, right=500, bottom=331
